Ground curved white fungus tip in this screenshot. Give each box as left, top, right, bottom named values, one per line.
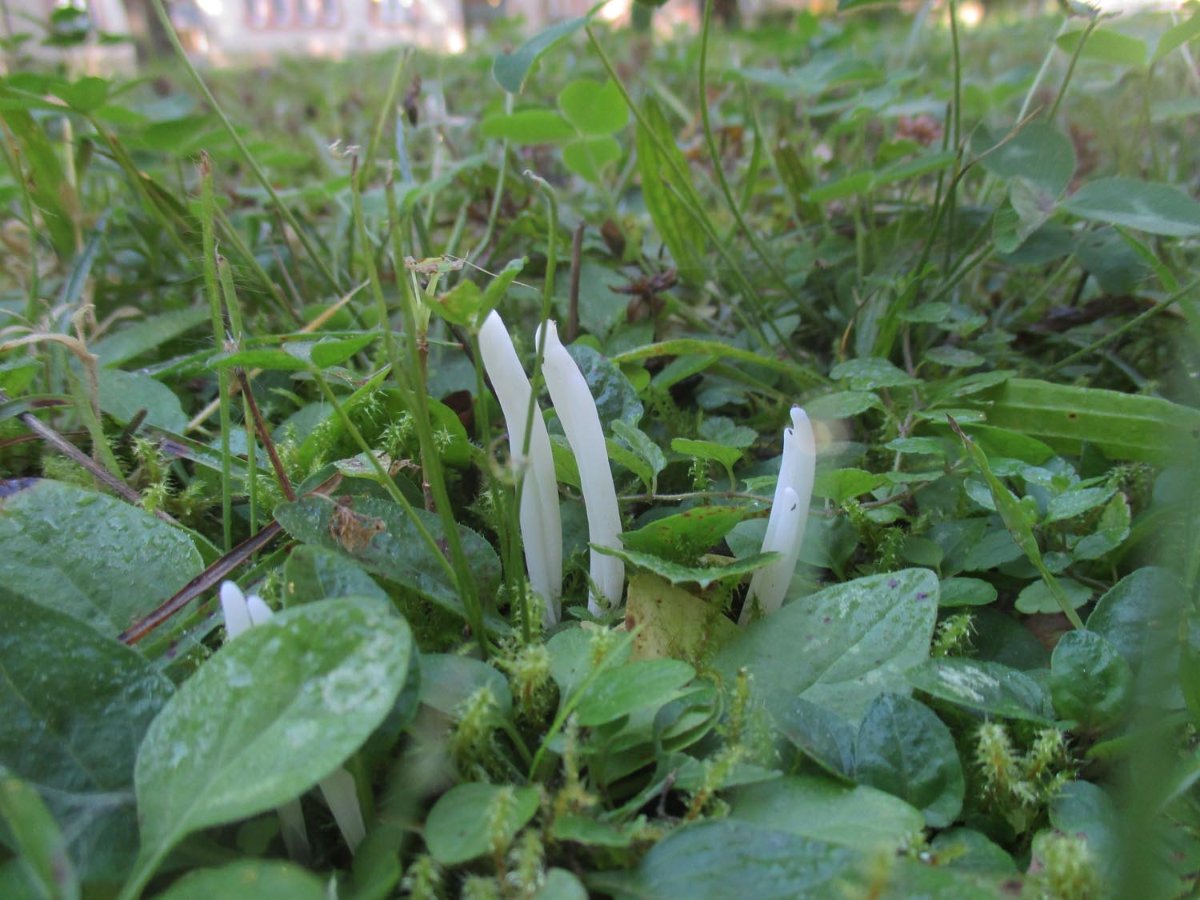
left=478, top=310, right=563, bottom=627
left=246, top=594, right=275, bottom=627
left=739, top=406, right=817, bottom=624
left=536, top=319, right=624, bottom=615
left=220, top=581, right=253, bottom=640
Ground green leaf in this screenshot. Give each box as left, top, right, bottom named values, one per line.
left=814, top=468, right=887, bottom=503
left=275, top=496, right=503, bottom=629
left=951, top=419, right=1082, bottom=628
left=0, top=589, right=173, bottom=883
left=96, top=368, right=186, bottom=432
left=830, top=357, right=920, bottom=390
left=670, top=437, right=743, bottom=470
left=1050, top=630, right=1131, bottom=729
left=977, top=378, right=1200, bottom=464
left=0, top=108, right=75, bottom=257
left=805, top=391, right=882, bottom=419
left=92, top=308, right=209, bottom=367
left=939, top=577, right=997, bottom=608
left=622, top=506, right=752, bottom=563
left=562, top=135, right=622, bottom=183
left=0, top=480, right=201, bottom=637
left=1153, top=9, right=1200, bottom=63
left=595, top=544, right=779, bottom=589
left=492, top=7, right=601, bottom=93
left=155, top=860, right=328, bottom=900
left=625, top=821, right=854, bottom=897
left=418, top=654, right=513, bottom=718
left=424, top=783, right=539, bottom=864
left=975, top=122, right=1075, bottom=197
left=0, top=766, right=80, bottom=900
left=1015, top=578, right=1092, bottom=615
left=573, top=658, right=694, bottom=726
left=729, top=774, right=923, bottom=848
left=1056, top=27, right=1147, bottom=67
left=1087, top=566, right=1183, bottom=682
left=132, top=598, right=412, bottom=888
left=853, top=693, right=964, bottom=827
left=1063, top=177, right=1200, bottom=237
left=53, top=75, right=109, bottom=113
left=906, top=658, right=1054, bottom=723
left=283, top=545, right=388, bottom=605
left=564, top=343, right=643, bottom=428
left=610, top=421, right=667, bottom=489
left=479, top=109, right=575, bottom=144
left=714, top=570, right=939, bottom=723
left=558, top=78, right=627, bottom=134
left=635, top=96, right=707, bottom=284
left=1071, top=493, right=1130, bottom=561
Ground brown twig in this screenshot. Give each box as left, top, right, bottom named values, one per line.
left=118, top=472, right=343, bottom=645
left=118, top=522, right=282, bottom=645
left=1, top=388, right=179, bottom=526
left=235, top=368, right=296, bottom=502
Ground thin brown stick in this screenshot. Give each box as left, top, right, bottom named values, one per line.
left=235, top=368, right=296, bottom=502
left=118, top=472, right=343, bottom=645
left=118, top=522, right=282, bottom=645
left=1, top=389, right=179, bottom=526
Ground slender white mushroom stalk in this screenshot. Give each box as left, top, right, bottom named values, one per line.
left=536, top=320, right=624, bottom=615
left=219, top=582, right=367, bottom=854
left=478, top=310, right=563, bottom=627
left=739, top=407, right=817, bottom=624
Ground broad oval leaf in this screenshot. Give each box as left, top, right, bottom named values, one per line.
left=0, top=479, right=202, bottom=637
left=1063, top=177, right=1200, bottom=237
left=558, top=78, right=627, bottom=134
left=156, top=860, right=328, bottom=900
left=133, top=597, right=412, bottom=882
left=626, top=820, right=854, bottom=898
left=906, top=658, right=1054, bottom=723
left=275, top=495, right=504, bottom=629
left=492, top=8, right=599, bottom=93
left=1049, top=630, right=1131, bottom=729
left=854, top=693, right=964, bottom=827
left=424, top=783, right=539, bottom=865
left=0, top=589, right=174, bottom=882
left=715, top=569, right=939, bottom=724
left=573, top=658, right=695, bottom=727
left=731, top=774, right=922, bottom=849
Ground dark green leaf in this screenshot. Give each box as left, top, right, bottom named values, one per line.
left=715, top=570, right=939, bottom=723
left=1050, top=630, right=1131, bottom=729
left=0, top=589, right=173, bottom=882
left=132, top=598, right=412, bottom=886
left=1063, top=178, right=1200, bottom=237
left=622, top=506, right=752, bottom=563
left=573, top=658, right=694, bottom=727
left=424, top=783, right=539, bottom=864
left=626, top=821, right=854, bottom=898
left=730, top=774, right=923, bottom=847
left=596, top=543, right=779, bottom=589
left=275, top=496, right=504, bottom=629
left=156, top=861, right=328, bottom=900
left=907, top=658, right=1054, bottom=722
left=0, top=480, right=202, bottom=637
left=854, top=693, right=964, bottom=827
left=492, top=8, right=600, bottom=93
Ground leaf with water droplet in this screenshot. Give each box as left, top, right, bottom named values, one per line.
left=0, top=480, right=201, bottom=637
left=129, top=597, right=413, bottom=894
